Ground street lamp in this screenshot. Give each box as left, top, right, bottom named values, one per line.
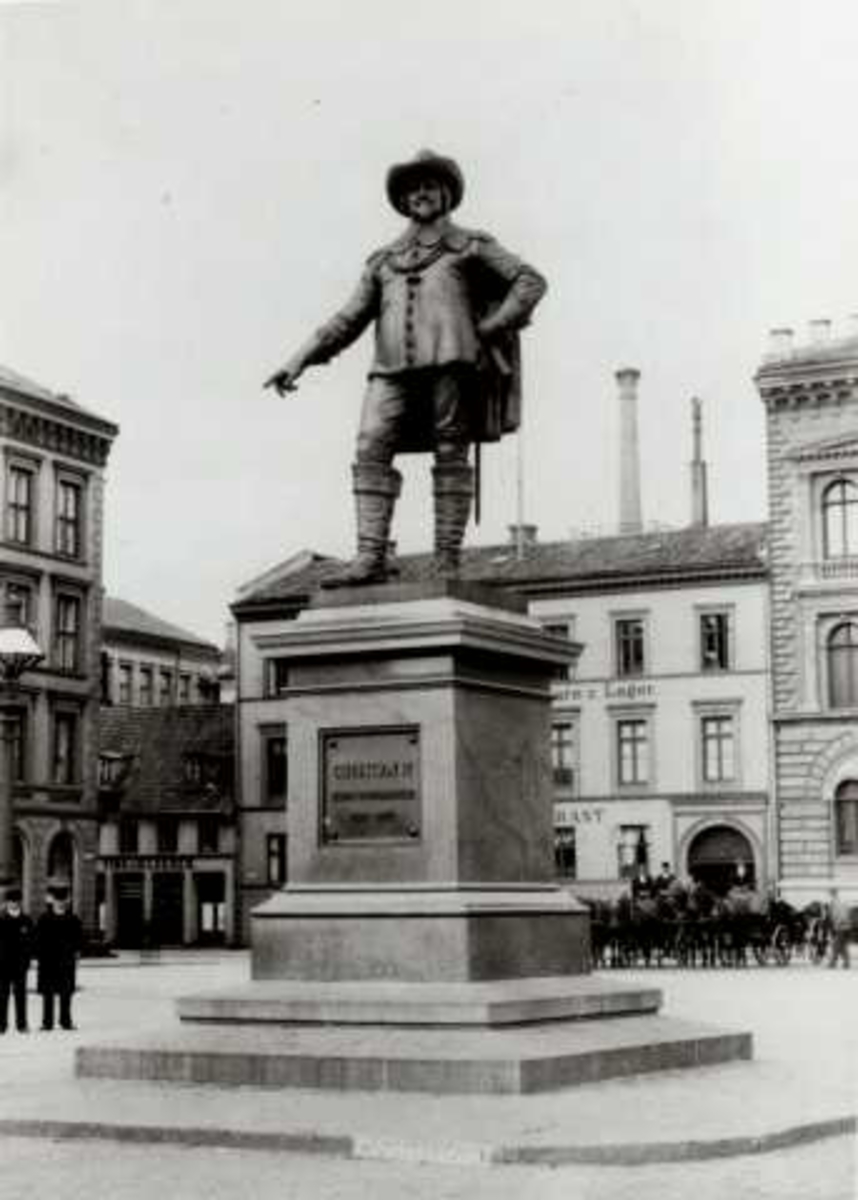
left=0, top=593, right=44, bottom=895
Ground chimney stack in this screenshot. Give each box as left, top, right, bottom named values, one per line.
left=809, top=318, right=831, bottom=346
left=690, top=397, right=709, bottom=528
left=616, top=367, right=643, bottom=535
left=766, top=327, right=794, bottom=360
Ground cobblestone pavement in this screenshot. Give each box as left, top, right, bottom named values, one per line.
left=0, top=951, right=854, bottom=1197
left=0, top=1133, right=854, bottom=1200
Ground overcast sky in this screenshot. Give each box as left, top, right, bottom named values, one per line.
left=2, top=0, right=858, bottom=644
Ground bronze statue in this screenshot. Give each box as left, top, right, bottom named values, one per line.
left=265, top=150, right=546, bottom=587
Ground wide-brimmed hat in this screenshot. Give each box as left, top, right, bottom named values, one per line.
left=386, top=149, right=464, bottom=216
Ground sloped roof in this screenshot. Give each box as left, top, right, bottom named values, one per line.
left=0, top=363, right=117, bottom=431
left=99, top=705, right=234, bottom=814
left=103, top=597, right=220, bottom=654
left=235, top=521, right=769, bottom=609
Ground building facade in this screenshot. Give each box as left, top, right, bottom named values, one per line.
left=0, top=365, right=118, bottom=932
left=97, top=705, right=236, bottom=947
left=231, top=530, right=770, bottom=935
left=101, top=597, right=222, bottom=708
left=757, top=322, right=858, bottom=906
left=527, top=531, right=770, bottom=898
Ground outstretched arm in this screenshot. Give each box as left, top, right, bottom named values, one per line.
left=264, top=260, right=380, bottom=395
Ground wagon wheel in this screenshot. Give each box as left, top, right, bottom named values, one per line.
left=752, top=938, right=769, bottom=966
left=771, top=924, right=791, bottom=966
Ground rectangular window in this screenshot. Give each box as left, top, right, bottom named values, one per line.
left=618, top=824, right=650, bottom=879
left=119, top=818, right=139, bottom=854
left=554, top=826, right=577, bottom=879
left=6, top=583, right=36, bottom=637
left=550, top=721, right=576, bottom=789
left=617, top=718, right=649, bottom=785
left=615, top=618, right=645, bottom=677
left=700, top=612, right=730, bottom=672
left=4, top=711, right=26, bottom=783
left=266, top=833, right=287, bottom=886
left=139, top=667, right=154, bottom=707
left=54, top=594, right=82, bottom=673
left=266, top=659, right=291, bottom=696
left=6, top=463, right=35, bottom=545
left=701, top=714, right=735, bottom=783
left=56, top=477, right=83, bottom=558
left=179, top=674, right=191, bottom=704
left=118, top=663, right=133, bottom=705
left=261, top=729, right=287, bottom=805
left=198, top=817, right=219, bottom=854
left=52, top=711, right=79, bottom=785
left=158, top=817, right=179, bottom=854
left=159, top=669, right=173, bottom=706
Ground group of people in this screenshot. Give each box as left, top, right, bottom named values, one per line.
left=0, top=882, right=84, bottom=1034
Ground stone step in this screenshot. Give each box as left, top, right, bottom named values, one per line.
left=176, top=976, right=662, bottom=1027
left=75, top=1015, right=752, bottom=1095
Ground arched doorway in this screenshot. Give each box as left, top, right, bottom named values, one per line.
left=687, top=825, right=756, bottom=895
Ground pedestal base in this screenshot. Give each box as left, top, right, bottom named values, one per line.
left=251, top=884, right=591, bottom=982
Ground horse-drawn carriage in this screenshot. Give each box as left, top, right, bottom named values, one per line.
left=588, top=883, right=827, bottom=970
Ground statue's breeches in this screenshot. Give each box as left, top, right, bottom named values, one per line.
left=356, top=368, right=476, bottom=463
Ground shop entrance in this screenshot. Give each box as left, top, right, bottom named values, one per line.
left=687, top=825, right=756, bottom=895
left=115, top=873, right=145, bottom=948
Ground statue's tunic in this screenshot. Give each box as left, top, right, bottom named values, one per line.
left=302, top=224, right=546, bottom=454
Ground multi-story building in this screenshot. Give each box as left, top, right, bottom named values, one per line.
left=0, top=364, right=118, bottom=931
left=756, top=319, right=858, bottom=906
left=97, top=705, right=236, bottom=947
left=231, top=525, right=771, bottom=934
left=101, top=596, right=222, bottom=707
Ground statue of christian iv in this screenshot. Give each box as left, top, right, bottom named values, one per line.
left=265, top=149, right=547, bottom=588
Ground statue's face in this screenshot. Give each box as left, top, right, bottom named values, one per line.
left=404, top=176, right=446, bottom=222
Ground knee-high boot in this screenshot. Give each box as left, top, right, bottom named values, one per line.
left=432, top=461, right=473, bottom=576
left=321, top=463, right=402, bottom=588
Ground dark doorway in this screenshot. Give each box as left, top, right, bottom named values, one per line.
left=115, top=873, right=145, bottom=948
left=687, top=826, right=756, bottom=895
left=151, top=873, right=185, bottom=946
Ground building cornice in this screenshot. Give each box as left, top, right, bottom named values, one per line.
left=0, top=394, right=118, bottom=467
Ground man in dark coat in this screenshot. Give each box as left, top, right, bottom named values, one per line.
left=0, top=885, right=34, bottom=1033
left=266, top=149, right=547, bottom=586
left=35, top=883, right=83, bottom=1031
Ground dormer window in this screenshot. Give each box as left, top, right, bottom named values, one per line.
left=822, top=478, right=858, bottom=559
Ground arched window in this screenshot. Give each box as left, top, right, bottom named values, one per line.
left=828, top=622, right=858, bottom=708
left=835, top=780, right=858, bottom=856
left=823, top=478, right=858, bottom=559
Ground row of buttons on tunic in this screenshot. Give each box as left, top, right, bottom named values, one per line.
left=405, top=274, right=422, bottom=362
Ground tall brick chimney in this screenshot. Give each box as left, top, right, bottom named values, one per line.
left=616, top=367, right=643, bottom=535
left=690, top=397, right=709, bottom=528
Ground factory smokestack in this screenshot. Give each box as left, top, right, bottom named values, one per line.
left=690, top=397, right=709, bottom=528
left=616, top=367, right=642, bottom=535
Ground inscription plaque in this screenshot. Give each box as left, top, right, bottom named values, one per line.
left=321, top=727, right=421, bottom=843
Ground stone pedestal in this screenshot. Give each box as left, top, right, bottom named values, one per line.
left=250, top=582, right=589, bottom=982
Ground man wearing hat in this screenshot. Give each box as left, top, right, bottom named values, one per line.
left=266, top=150, right=547, bottom=586
left=0, top=885, right=34, bottom=1033
left=35, top=882, right=84, bottom=1030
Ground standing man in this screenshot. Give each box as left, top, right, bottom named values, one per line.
left=265, top=149, right=547, bottom=587
left=0, top=885, right=34, bottom=1033
left=827, top=887, right=852, bottom=970
left=36, top=882, right=84, bottom=1030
